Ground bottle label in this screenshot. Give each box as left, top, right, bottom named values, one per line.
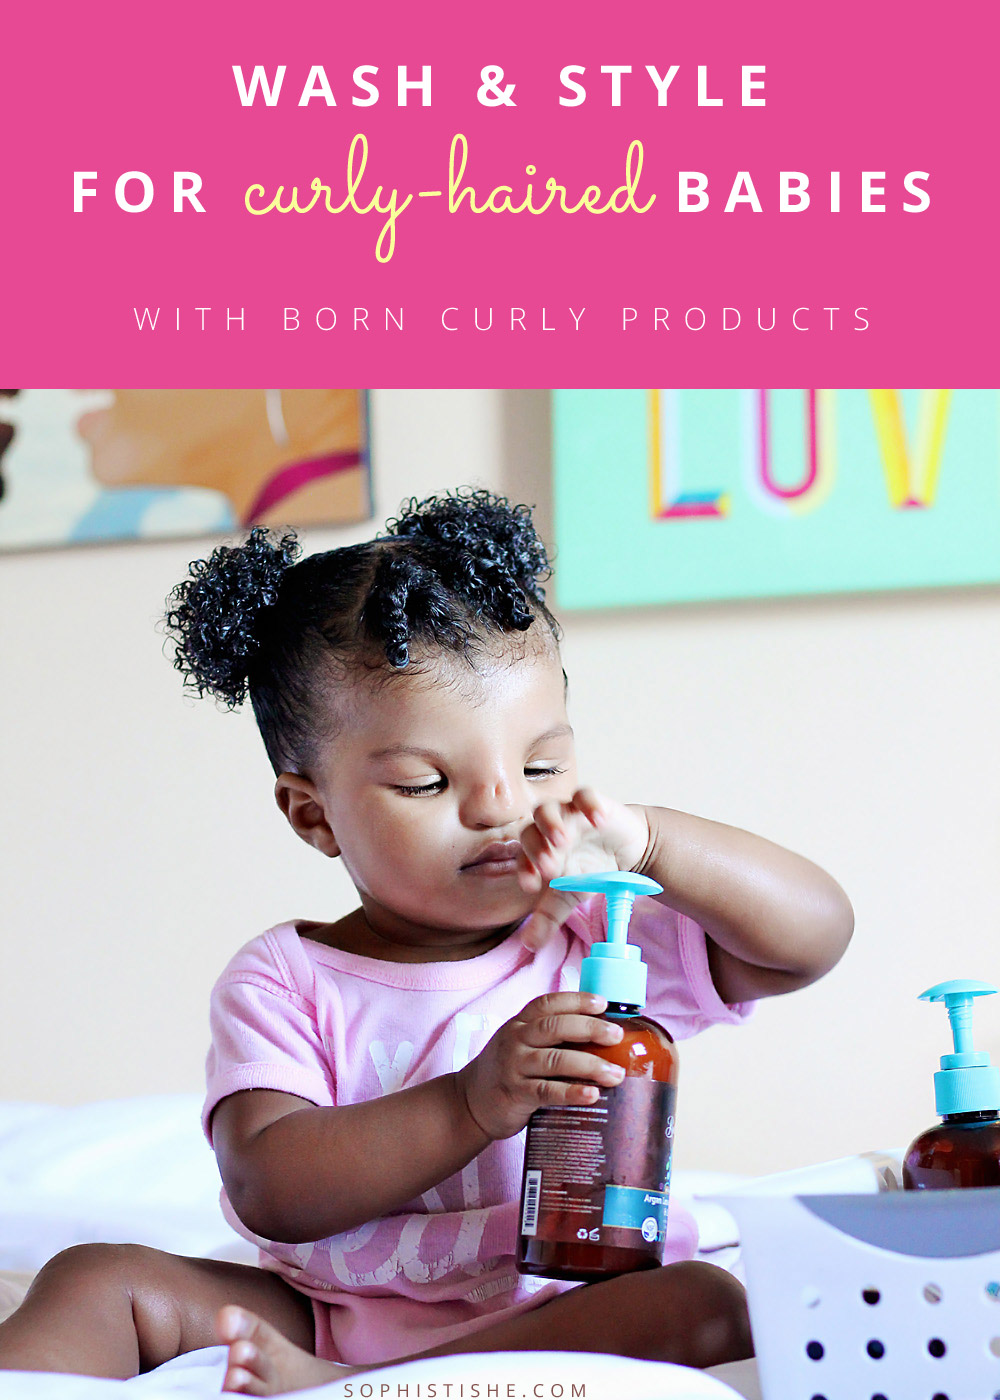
left=521, top=1077, right=675, bottom=1253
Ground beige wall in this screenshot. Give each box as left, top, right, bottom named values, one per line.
left=3, top=388, right=999, bottom=1175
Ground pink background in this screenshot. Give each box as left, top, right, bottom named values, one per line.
left=3, top=0, right=997, bottom=386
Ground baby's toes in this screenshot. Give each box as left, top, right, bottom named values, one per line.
left=217, top=1304, right=342, bottom=1396
left=218, top=1309, right=271, bottom=1394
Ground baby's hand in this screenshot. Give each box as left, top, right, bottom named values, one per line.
left=517, top=788, right=650, bottom=950
left=456, top=992, right=625, bottom=1139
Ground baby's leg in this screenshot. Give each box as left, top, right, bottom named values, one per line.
left=435, top=1260, right=753, bottom=1369
left=0, top=1243, right=313, bottom=1379
left=219, top=1260, right=751, bottom=1395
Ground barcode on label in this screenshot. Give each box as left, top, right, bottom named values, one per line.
left=521, top=1169, right=542, bottom=1235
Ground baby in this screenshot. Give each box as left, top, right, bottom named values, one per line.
left=0, top=490, right=853, bottom=1393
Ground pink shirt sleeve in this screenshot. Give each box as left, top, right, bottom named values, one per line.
left=565, top=895, right=753, bottom=1038
left=202, top=928, right=335, bottom=1144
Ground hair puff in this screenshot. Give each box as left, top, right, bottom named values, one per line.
left=163, top=526, right=300, bottom=707
left=383, top=489, right=551, bottom=636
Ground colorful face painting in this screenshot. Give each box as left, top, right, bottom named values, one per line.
left=0, top=389, right=372, bottom=551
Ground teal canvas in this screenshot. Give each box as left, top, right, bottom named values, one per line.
left=553, top=390, right=999, bottom=609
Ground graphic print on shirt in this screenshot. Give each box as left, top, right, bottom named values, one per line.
left=304, top=1015, right=497, bottom=1290
left=284, top=1240, right=324, bottom=1278
left=368, top=1039, right=415, bottom=1094
left=319, top=1206, right=500, bottom=1290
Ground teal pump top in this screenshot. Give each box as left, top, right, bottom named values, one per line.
left=920, top=979, right=1000, bottom=1117
left=549, top=871, right=663, bottom=1007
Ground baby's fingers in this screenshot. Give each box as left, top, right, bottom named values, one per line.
left=533, top=1080, right=604, bottom=1108
left=520, top=1013, right=623, bottom=1049
left=516, top=846, right=544, bottom=893
left=525, top=1046, right=626, bottom=1089
left=568, top=787, right=608, bottom=826
left=519, top=884, right=590, bottom=951
left=531, top=799, right=574, bottom=844
left=518, top=992, right=608, bottom=1019
left=519, top=812, right=568, bottom=879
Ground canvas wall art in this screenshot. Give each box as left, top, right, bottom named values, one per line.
left=0, top=390, right=371, bottom=551
left=554, top=390, right=998, bottom=608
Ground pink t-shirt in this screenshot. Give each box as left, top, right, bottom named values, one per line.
left=203, top=898, right=751, bottom=1364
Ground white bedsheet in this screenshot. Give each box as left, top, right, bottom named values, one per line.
left=0, top=1098, right=254, bottom=1271
left=0, top=1097, right=761, bottom=1399
left=2, top=1347, right=755, bottom=1398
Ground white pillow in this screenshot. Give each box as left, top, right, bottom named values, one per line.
left=0, top=1096, right=253, bottom=1272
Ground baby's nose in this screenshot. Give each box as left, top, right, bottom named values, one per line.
left=464, top=774, right=522, bottom=828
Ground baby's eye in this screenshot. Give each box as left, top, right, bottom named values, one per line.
left=525, top=766, right=566, bottom=780
left=394, top=779, right=446, bottom=796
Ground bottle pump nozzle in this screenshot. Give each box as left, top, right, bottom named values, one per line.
left=920, top=979, right=1000, bottom=1116
left=550, top=871, right=663, bottom=1008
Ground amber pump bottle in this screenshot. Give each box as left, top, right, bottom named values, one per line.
left=517, top=871, right=679, bottom=1282
left=903, top=979, right=1000, bottom=1190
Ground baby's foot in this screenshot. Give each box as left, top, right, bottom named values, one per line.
left=217, top=1305, right=358, bottom=1395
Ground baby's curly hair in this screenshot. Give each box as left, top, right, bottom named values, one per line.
left=163, top=489, right=561, bottom=774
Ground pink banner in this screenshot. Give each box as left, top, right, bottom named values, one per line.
left=3, top=0, right=996, bottom=385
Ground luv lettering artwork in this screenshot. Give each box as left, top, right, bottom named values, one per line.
left=554, top=390, right=999, bottom=608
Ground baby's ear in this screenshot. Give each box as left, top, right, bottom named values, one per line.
left=274, top=774, right=341, bottom=857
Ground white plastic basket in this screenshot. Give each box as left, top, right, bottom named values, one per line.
left=721, top=1188, right=1000, bottom=1400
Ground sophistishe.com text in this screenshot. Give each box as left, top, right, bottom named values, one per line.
left=340, top=1384, right=584, bottom=1398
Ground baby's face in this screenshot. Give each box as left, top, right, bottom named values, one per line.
left=311, top=637, right=578, bottom=951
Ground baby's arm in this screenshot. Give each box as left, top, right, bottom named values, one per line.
left=211, top=991, right=623, bottom=1244
left=519, top=791, right=854, bottom=1003
left=212, top=1077, right=484, bottom=1245
left=633, top=804, right=854, bottom=1001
